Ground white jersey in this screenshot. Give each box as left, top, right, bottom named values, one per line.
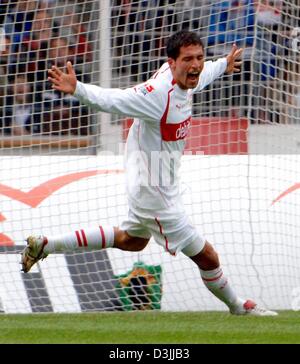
left=74, top=59, right=227, bottom=214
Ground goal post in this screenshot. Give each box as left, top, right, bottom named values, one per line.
left=98, top=0, right=113, bottom=153
left=0, top=0, right=300, bottom=313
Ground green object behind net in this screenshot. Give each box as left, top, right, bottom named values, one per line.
left=114, top=261, right=162, bottom=311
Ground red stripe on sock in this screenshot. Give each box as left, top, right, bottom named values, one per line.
left=75, top=230, right=82, bottom=247
left=81, top=229, right=88, bottom=247
left=202, top=272, right=223, bottom=282
left=99, top=226, right=106, bottom=249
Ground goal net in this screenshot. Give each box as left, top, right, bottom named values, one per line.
left=0, top=0, right=299, bottom=313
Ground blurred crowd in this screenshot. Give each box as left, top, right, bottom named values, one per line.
left=0, top=0, right=92, bottom=137
left=0, top=0, right=299, bottom=138
left=109, top=0, right=300, bottom=124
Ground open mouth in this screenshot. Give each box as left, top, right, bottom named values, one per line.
left=187, top=73, right=199, bottom=82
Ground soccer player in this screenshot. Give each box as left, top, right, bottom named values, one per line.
left=22, top=30, right=277, bottom=316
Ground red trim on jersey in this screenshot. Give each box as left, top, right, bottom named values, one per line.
left=160, top=66, right=170, bottom=74
left=154, top=217, right=175, bottom=256
left=160, top=88, right=173, bottom=140
left=75, top=230, right=82, bottom=247
left=81, top=229, right=88, bottom=247
left=160, top=88, right=191, bottom=142
left=99, top=226, right=106, bottom=249
left=171, top=79, right=176, bottom=85
left=152, top=71, right=159, bottom=79
left=151, top=65, right=170, bottom=79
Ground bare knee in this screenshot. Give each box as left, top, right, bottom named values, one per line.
left=114, top=228, right=149, bottom=252
left=190, top=241, right=220, bottom=270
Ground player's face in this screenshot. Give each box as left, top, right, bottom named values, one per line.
left=168, top=44, right=204, bottom=90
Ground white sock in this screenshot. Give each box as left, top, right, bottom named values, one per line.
left=44, top=226, right=114, bottom=254
left=200, top=267, right=243, bottom=310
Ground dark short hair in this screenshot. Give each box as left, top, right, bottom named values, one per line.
left=166, top=30, right=204, bottom=60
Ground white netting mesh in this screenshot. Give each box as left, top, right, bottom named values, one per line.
left=0, top=0, right=300, bottom=313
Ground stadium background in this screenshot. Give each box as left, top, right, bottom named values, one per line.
left=0, top=0, right=300, bottom=329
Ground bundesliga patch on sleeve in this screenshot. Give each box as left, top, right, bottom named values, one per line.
left=135, top=82, right=155, bottom=96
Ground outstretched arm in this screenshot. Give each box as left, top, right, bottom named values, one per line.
left=48, top=61, right=77, bottom=94
left=48, top=62, right=165, bottom=121
left=193, top=44, right=243, bottom=92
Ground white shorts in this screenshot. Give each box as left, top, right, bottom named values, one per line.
left=120, top=207, right=205, bottom=257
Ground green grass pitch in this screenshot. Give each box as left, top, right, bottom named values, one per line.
left=0, top=311, right=299, bottom=344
